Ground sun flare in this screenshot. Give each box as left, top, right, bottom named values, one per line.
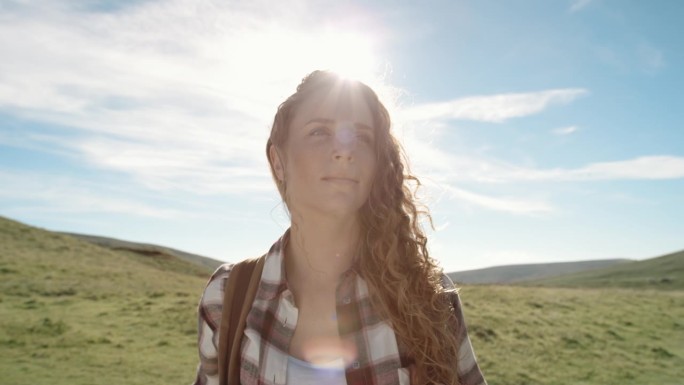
left=307, top=31, right=378, bottom=84
left=230, top=26, right=381, bottom=88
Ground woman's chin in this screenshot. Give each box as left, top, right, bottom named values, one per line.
left=295, top=201, right=366, bottom=220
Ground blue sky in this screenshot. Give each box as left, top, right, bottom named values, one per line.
left=1, top=0, right=682, bottom=272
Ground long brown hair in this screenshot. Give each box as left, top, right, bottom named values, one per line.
left=266, top=71, right=461, bottom=385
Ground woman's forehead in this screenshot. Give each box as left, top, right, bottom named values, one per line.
left=291, top=87, right=375, bottom=129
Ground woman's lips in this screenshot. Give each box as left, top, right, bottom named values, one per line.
left=322, top=177, right=358, bottom=183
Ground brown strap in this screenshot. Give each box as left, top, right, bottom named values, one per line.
left=218, top=255, right=266, bottom=385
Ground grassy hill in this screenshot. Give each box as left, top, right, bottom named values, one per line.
left=0, top=216, right=214, bottom=385
left=1, top=216, right=682, bottom=385
left=448, top=259, right=631, bottom=285
left=61, top=232, right=224, bottom=272
left=522, top=249, right=684, bottom=290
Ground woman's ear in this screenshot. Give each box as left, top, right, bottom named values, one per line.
left=269, top=145, right=285, bottom=182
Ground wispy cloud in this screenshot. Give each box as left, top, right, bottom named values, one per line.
left=440, top=184, right=555, bottom=215
left=552, top=126, right=578, bottom=135
left=0, top=128, right=275, bottom=194
left=399, top=89, right=587, bottom=123
left=399, top=111, right=684, bottom=185
left=396, top=127, right=557, bottom=215
left=637, top=42, right=666, bottom=74
left=560, top=156, right=684, bottom=181
left=439, top=155, right=684, bottom=183
left=394, top=117, right=683, bottom=215
left=1, top=1, right=678, bottom=221
left=594, top=42, right=666, bottom=75
left=458, top=155, right=684, bottom=182
left=0, top=0, right=386, bottom=195
left=569, top=0, right=593, bottom=13
left=0, top=169, right=186, bottom=218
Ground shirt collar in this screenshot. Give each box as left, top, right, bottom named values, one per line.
left=256, top=228, right=361, bottom=301
left=255, top=229, right=290, bottom=301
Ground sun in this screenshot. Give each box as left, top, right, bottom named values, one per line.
left=244, top=26, right=381, bottom=87
left=307, top=30, right=379, bottom=84
left=209, top=23, right=388, bottom=118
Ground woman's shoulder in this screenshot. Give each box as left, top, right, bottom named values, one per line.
left=438, top=273, right=467, bottom=318
left=201, top=256, right=265, bottom=303
left=197, top=263, right=234, bottom=330
left=440, top=272, right=461, bottom=294
left=209, top=262, right=235, bottom=282
left=202, top=263, right=235, bottom=302
left=203, top=263, right=234, bottom=293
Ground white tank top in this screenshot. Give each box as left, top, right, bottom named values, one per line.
left=286, top=355, right=347, bottom=385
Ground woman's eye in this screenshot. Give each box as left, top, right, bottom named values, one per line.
left=357, top=133, right=373, bottom=144
left=310, top=126, right=330, bottom=136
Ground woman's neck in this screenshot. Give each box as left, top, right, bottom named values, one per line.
left=284, top=215, right=361, bottom=288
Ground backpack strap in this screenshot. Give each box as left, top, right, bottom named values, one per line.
left=218, top=255, right=266, bottom=385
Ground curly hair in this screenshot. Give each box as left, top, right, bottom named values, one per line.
left=265, top=70, right=461, bottom=385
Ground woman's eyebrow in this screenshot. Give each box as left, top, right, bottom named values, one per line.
left=304, top=118, right=335, bottom=126
left=354, top=122, right=374, bottom=133
left=303, top=118, right=375, bottom=133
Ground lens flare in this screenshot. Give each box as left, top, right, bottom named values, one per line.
left=300, top=337, right=358, bottom=368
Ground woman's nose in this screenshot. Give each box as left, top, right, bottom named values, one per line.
left=333, top=122, right=356, bottom=160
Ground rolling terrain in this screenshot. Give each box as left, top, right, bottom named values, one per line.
left=61, top=232, right=224, bottom=272
left=447, top=259, right=631, bottom=285
left=522, top=249, right=684, bottom=290
left=0, top=216, right=213, bottom=384
left=1, top=216, right=682, bottom=385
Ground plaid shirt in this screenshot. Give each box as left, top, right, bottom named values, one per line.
left=193, top=231, right=487, bottom=385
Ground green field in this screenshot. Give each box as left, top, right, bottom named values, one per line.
left=461, top=285, right=683, bottom=385
left=1, top=217, right=682, bottom=384
left=0, top=217, right=208, bottom=384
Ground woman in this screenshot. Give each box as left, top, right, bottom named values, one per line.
left=194, top=71, right=487, bottom=385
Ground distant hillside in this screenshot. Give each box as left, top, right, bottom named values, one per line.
left=522, top=249, right=684, bottom=290
left=448, top=259, right=631, bottom=284
left=61, top=232, right=224, bottom=272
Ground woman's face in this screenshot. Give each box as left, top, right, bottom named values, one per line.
left=271, top=87, right=377, bottom=220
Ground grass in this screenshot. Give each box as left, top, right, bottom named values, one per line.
left=1, top=216, right=682, bottom=384
left=460, top=285, right=683, bottom=385
left=0, top=217, right=210, bottom=385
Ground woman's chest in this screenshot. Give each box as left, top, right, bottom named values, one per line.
left=289, top=290, right=343, bottom=361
